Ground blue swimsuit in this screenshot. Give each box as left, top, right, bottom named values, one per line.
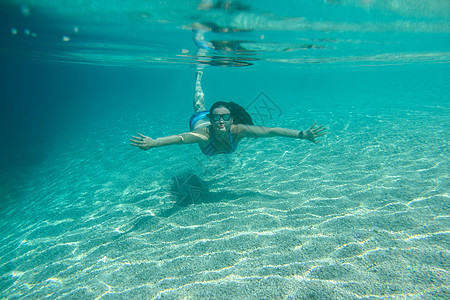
left=189, top=111, right=238, bottom=156
left=200, top=128, right=237, bottom=156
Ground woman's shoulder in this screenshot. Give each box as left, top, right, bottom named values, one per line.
left=231, top=124, right=249, bottom=141
left=193, top=126, right=210, bottom=134
left=231, top=123, right=252, bottom=134
left=192, top=127, right=211, bottom=144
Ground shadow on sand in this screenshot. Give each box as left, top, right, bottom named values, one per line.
left=115, top=172, right=276, bottom=239
left=159, top=172, right=276, bottom=217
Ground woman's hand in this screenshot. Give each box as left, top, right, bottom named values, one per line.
left=130, top=133, right=157, bottom=150
left=302, top=123, right=327, bottom=143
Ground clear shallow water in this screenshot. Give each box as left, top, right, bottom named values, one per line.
left=1, top=1, right=449, bottom=299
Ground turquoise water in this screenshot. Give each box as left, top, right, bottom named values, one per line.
left=1, top=1, right=449, bottom=299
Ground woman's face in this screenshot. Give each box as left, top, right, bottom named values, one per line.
left=211, top=106, right=233, bottom=133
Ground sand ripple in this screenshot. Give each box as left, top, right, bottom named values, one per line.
left=1, top=104, right=448, bottom=299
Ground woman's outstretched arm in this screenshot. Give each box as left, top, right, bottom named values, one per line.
left=130, top=130, right=208, bottom=150
left=236, top=123, right=326, bottom=143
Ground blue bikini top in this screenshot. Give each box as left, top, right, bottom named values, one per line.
left=201, top=127, right=238, bottom=156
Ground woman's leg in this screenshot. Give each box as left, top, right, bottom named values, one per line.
left=193, top=68, right=205, bottom=112
left=193, top=25, right=210, bottom=113
left=190, top=67, right=211, bottom=130
left=191, top=49, right=212, bottom=130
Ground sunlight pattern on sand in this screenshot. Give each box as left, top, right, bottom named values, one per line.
left=1, top=99, right=448, bottom=299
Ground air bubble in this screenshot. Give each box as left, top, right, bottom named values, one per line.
left=19, top=4, right=30, bottom=17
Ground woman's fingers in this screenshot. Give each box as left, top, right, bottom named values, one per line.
left=315, top=127, right=326, bottom=134
left=130, top=134, right=149, bottom=147
left=130, top=137, right=143, bottom=143
left=130, top=139, right=142, bottom=146
left=131, top=134, right=150, bottom=143
left=308, top=124, right=327, bottom=137
left=130, top=133, right=154, bottom=150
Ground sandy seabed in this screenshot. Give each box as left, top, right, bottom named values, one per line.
left=1, top=103, right=448, bottom=299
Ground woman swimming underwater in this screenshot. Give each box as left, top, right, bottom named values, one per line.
left=130, top=70, right=326, bottom=155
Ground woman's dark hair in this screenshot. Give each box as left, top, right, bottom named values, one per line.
left=209, top=101, right=254, bottom=125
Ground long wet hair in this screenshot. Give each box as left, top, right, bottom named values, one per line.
left=209, top=101, right=254, bottom=125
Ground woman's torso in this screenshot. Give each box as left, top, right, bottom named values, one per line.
left=198, top=126, right=241, bottom=156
